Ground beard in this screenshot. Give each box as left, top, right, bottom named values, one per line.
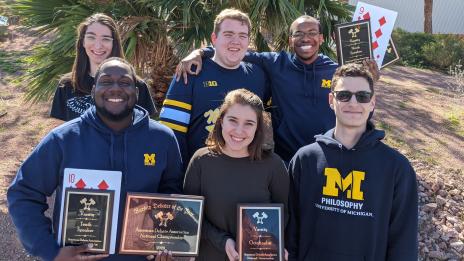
left=95, top=103, right=134, bottom=122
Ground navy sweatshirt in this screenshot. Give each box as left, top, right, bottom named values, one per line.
left=159, top=58, right=269, bottom=166
left=287, top=123, right=418, bottom=260
left=203, top=48, right=338, bottom=161
left=7, top=106, right=183, bottom=261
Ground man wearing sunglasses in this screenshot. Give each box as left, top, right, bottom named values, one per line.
left=175, top=15, right=379, bottom=163
left=286, top=63, right=418, bottom=260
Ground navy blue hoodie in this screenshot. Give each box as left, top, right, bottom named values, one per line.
left=203, top=48, right=338, bottom=161
left=7, top=106, right=183, bottom=261
left=287, top=123, right=418, bottom=260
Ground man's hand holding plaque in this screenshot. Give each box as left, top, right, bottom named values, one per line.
left=60, top=188, right=114, bottom=254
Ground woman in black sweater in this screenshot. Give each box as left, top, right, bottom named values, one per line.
left=184, top=88, right=289, bottom=260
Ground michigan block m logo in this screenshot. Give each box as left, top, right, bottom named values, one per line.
left=322, top=168, right=365, bottom=200
left=144, top=153, right=156, bottom=166
left=321, top=79, right=331, bottom=88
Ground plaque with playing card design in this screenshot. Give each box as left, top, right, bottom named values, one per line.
left=335, top=20, right=373, bottom=65
left=61, top=188, right=114, bottom=253
left=119, top=193, right=204, bottom=256
left=381, top=38, right=400, bottom=68
left=59, top=168, right=122, bottom=254
left=237, top=204, right=284, bottom=261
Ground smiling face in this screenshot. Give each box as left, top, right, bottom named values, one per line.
left=92, top=60, right=138, bottom=123
left=289, top=18, right=323, bottom=64
left=220, top=103, right=258, bottom=157
left=211, top=18, right=249, bottom=69
left=83, top=22, right=113, bottom=68
left=329, top=76, right=375, bottom=130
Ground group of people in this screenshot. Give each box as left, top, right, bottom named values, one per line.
left=7, top=8, right=418, bottom=261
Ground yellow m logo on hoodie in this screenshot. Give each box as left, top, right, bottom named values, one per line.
left=144, top=153, right=156, bottom=166
left=321, top=79, right=331, bottom=88
left=322, top=168, right=365, bottom=200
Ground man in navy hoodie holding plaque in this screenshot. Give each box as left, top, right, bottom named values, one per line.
left=7, top=58, right=183, bottom=261
left=287, top=63, right=418, bottom=260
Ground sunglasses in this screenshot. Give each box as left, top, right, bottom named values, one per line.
left=332, top=90, right=373, bottom=103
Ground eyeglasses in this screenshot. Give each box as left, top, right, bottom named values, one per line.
left=84, top=34, right=113, bottom=45
left=291, top=31, right=320, bottom=39
left=332, top=90, right=373, bottom=103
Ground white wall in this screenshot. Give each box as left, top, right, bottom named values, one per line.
left=348, top=0, right=464, bottom=34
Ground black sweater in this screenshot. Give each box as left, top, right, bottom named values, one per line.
left=184, top=148, right=289, bottom=260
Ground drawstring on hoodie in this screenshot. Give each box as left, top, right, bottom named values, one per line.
left=302, top=60, right=318, bottom=105
left=312, top=63, right=316, bottom=105
left=303, top=65, right=308, bottom=97
left=337, top=143, right=345, bottom=199
left=123, top=132, right=128, bottom=185
left=109, top=133, right=128, bottom=185
left=110, top=134, right=115, bottom=169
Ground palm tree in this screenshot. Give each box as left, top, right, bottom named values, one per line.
left=13, top=0, right=352, bottom=106
left=424, top=0, right=433, bottom=33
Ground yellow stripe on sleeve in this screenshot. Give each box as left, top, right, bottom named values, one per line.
left=163, top=99, right=192, bottom=111
left=159, top=120, right=188, bottom=133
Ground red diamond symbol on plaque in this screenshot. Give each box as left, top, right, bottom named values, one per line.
left=98, top=180, right=109, bottom=190
left=379, top=16, right=386, bottom=26
left=375, top=29, right=383, bottom=38
left=372, top=41, right=379, bottom=49
left=363, top=12, right=370, bottom=20
left=75, top=179, right=86, bottom=189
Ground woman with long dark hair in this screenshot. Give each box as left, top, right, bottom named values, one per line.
left=50, top=13, right=155, bottom=121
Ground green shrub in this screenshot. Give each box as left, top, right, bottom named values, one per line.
left=422, top=34, right=464, bottom=70
left=392, top=28, right=435, bottom=68
left=392, top=29, right=464, bottom=72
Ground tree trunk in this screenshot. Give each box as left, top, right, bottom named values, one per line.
left=424, top=0, right=433, bottom=33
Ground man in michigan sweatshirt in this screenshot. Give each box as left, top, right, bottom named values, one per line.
left=286, top=63, right=418, bottom=260
left=176, top=15, right=336, bottom=162
left=7, top=58, right=183, bottom=261
left=175, top=15, right=379, bottom=162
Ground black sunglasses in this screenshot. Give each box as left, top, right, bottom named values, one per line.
left=332, top=90, right=373, bottom=103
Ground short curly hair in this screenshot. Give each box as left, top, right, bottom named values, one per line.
left=331, top=63, right=374, bottom=93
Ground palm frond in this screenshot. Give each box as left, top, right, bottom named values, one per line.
left=14, top=0, right=353, bottom=102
